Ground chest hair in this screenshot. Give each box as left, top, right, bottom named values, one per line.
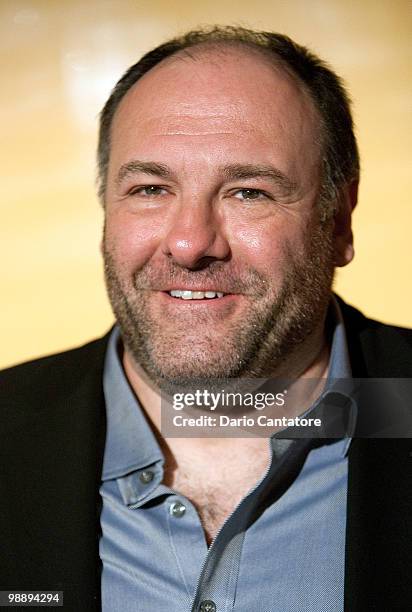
left=163, top=441, right=270, bottom=545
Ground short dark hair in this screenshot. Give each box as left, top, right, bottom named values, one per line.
left=97, top=26, right=359, bottom=214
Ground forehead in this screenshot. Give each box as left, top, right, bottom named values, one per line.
left=115, top=46, right=318, bottom=135
left=108, top=48, right=321, bottom=189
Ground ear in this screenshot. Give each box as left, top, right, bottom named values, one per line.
left=333, top=180, right=358, bottom=267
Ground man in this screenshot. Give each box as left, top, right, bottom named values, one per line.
left=1, top=26, right=411, bottom=612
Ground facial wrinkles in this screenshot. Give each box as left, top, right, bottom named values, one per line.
left=110, top=52, right=321, bottom=180
left=115, top=112, right=277, bottom=152
left=103, top=215, right=334, bottom=386
left=104, top=50, right=330, bottom=386
left=131, top=259, right=268, bottom=298
left=111, top=133, right=319, bottom=208
left=112, top=138, right=319, bottom=213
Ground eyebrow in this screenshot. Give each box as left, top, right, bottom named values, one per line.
left=221, top=164, right=297, bottom=192
left=116, top=160, right=297, bottom=192
left=116, top=161, right=175, bottom=186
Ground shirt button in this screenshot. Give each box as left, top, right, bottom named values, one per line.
left=139, top=470, right=154, bottom=484
left=169, top=501, right=186, bottom=518
left=199, top=601, right=216, bottom=612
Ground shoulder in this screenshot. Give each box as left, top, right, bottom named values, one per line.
left=336, top=295, right=412, bottom=376
left=0, top=332, right=111, bottom=410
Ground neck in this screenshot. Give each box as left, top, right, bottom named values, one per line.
left=122, top=315, right=331, bottom=443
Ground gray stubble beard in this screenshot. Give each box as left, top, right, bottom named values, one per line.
left=103, top=217, right=335, bottom=392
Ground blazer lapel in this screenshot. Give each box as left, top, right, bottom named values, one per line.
left=341, top=298, right=412, bottom=610
left=345, top=438, right=412, bottom=611
left=0, top=335, right=108, bottom=611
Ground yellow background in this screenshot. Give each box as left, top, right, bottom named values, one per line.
left=1, top=0, right=411, bottom=368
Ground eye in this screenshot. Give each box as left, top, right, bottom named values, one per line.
left=233, top=188, right=270, bottom=201
left=129, top=185, right=167, bottom=197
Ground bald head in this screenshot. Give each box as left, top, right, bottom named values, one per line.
left=98, top=27, right=359, bottom=214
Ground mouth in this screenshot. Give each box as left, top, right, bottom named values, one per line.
left=167, top=289, right=225, bottom=300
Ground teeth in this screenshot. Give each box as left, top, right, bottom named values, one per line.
left=169, top=290, right=225, bottom=300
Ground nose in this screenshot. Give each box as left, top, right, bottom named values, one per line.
left=161, top=198, right=230, bottom=269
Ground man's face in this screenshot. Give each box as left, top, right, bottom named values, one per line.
left=103, top=47, right=337, bottom=386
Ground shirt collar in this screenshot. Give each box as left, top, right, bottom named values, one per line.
left=327, top=295, right=352, bottom=380
left=271, top=296, right=356, bottom=456
left=101, top=327, right=163, bottom=481
left=325, top=295, right=357, bottom=454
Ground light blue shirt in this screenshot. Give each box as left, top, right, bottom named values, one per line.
left=99, top=299, right=355, bottom=611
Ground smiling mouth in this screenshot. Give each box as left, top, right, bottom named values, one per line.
left=168, top=290, right=225, bottom=300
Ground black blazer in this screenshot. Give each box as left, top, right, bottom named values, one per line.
left=1, top=298, right=411, bottom=611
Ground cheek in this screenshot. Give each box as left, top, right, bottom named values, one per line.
left=104, top=209, right=163, bottom=268
left=228, top=217, right=304, bottom=275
